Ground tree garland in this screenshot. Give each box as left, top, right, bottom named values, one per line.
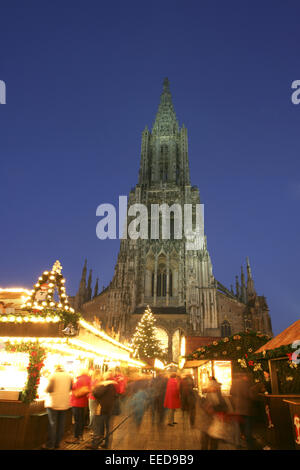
left=1, top=307, right=81, bottom=328
left=187, top=330, right=270, bottom=370
left=187, top=331, right=299, bottom=393
left=5, top=340, right=47, bottom=404
left=246, top=344, right=300, bottom=394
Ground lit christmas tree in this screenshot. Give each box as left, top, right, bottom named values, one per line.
left=131, top=306, right=166, bottom=361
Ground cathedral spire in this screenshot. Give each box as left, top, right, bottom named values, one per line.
left=138, top=78, right=190, bottom=187
left=152, top=78, right=179, bottom=135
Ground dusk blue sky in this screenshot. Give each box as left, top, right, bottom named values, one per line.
left=1, top=1, right=300, bottom=336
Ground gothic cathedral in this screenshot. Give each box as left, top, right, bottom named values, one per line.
left=73, top=79, right=273, bottom=361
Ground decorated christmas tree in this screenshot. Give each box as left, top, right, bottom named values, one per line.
left=131, top=306, right=166, bottom=361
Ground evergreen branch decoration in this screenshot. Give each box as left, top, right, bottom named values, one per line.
left=187, top=330, right=270, bottom=364
left=5, top=340, right=47, bottom=404
left=187, top=330, right=299, bottom=393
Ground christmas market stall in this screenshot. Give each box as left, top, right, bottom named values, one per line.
left=182, top=331, right=271, bottom=396
left=252, top=320, right=300, bottom=450
left=0, top=261, right=144, bottom=450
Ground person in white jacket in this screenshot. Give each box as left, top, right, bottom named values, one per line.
left=42, top=365, right=73, bottom=449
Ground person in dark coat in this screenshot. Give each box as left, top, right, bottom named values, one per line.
left=164, top=373, right=181, bottom=426
left=149, top=373, right=168, bottom=425
left=201, top=376, right=228, bottom=450
left=230, top=373, right=256, bottom=449
left=87, top=371, right=117, bottom=449
left=180, top=373, right=197, bottom=427
left=129, top=382, right=149, bottom=429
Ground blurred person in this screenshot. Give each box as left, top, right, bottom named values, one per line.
left=164, top=373, right=181, bottom=426
left=128, top=378, right=150, bottom=429
left=201, top=376, right=228, bottom=450
left=42, top=364, right=72, bottom=450
left=149, top=372, right=168, bottom=426
left=180, top=373, right=197, bottom=428
left=66, top=368, right=91, bottom=444
left=88, top=369, right=102, bottom=432
left=87, top=371, right=117, bottom=449
left=112, top=367, right=127, bottom=415
left=230, top=373, right=256, bottom=449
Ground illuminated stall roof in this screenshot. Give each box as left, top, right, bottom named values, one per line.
left=0, top=335, right=145, bottom=368
left=0, top=261, right=145, bottom=368
left=255, top=320, right=300, bottom=353
left=0, top=288, right=31, bottom=312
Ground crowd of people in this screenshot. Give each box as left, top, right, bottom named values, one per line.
left=42, top=365, right=267, bottom=450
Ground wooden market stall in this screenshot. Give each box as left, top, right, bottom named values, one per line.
left=0, top=261, right=145, bottom=450
left=180, top=332, right=270, bottom=395
left=180, top=336, right=232, bottom=394
left=254, top=320, right=300, bottom=450
left=182, top=358, right=232, bottom=396
left=181, top=327, right=299, bottom=449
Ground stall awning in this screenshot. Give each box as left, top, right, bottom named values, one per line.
left=184, top=359, right=209, bottom=368
left=255, top=319, right=300, bottom=353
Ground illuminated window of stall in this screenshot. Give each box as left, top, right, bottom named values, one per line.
left=198, top=361, right=213, bottom=395
left=0, top=351, right=29, bottom=390
left=213, top=361, right=232, bottom=394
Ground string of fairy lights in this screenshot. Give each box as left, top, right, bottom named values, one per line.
left=21, top=260, right=75, bottom=313
left=0, top=260, right=145, bottom=373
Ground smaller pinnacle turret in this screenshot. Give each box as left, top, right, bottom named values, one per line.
left=246, top=257, right=256, bottom=298
left=235, top=275, right=240, bottom=298
left=74, top=259, right=87, bottom=311
left=94, top=277, right=99, bottom=298
left=86, top=269, right=93, bottom=302
left=240, top=265, right=247, bottom=303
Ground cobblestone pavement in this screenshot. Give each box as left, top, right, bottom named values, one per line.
left=57, top=408, right=242, bottom=451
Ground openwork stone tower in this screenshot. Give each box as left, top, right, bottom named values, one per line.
left=76, top=79, right=273, bottom=361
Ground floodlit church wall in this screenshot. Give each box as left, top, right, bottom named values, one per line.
left=216, top=292, right=245, bottom=334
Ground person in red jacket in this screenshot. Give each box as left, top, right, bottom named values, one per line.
left=88, top=369, right=102, bottom=430
left=112, top=368, right=127, bottom=415
left=164, top=373, right=181, bottom=426
left=66, top=368, right=91, bottom=443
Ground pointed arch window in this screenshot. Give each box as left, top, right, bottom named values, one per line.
left=151, top=267, right=173, bottom=297
left=221, top=320, right=232, bottom=337
left=157, top=269, right=167, bottom=297
left=160, top=145, right=169, bottom=182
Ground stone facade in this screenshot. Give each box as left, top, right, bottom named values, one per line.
left=73, top=79, right=273, bottom=361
